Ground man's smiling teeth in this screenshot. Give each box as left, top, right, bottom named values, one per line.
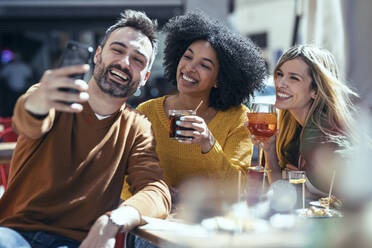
left=111, top=70, right=128, bottom=81
left=277, top=92, right=291, bottom=98
left=182, top=74, right=197, bottom=83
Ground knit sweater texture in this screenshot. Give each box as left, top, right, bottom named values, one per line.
left=0, top=85, right=171, bottom=242
left=121, top=96, right=253, bottom=199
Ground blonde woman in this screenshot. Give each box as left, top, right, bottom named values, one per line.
left=252, top=45, right=357, bottom=199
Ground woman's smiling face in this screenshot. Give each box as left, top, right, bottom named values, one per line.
left=274, top=58, right=316, bottom=121
left=176, top=40, right=219, bottom=97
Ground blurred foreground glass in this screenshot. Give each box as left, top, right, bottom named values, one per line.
left=288, top=171, right=306, bottom=209
left=243, top=171, right=271, bottom=219
left=169, top=109, right=196, bottom=141
left=268, top=180, right=297, bottom=213
left=246, top=103, right=277, bottom=193
left=176, top=178, right=236, bottom=224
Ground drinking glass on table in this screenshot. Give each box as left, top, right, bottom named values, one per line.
left=246, top=103, right=277, bottom=191
left=288, top=170, right=306, bottom=209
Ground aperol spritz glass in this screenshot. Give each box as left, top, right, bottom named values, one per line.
left=247, top=103, right=277, bottom=169
left=246, top=103, right=277, bottom=191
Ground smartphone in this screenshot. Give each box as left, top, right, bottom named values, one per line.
left=59, top=40, right=94, bottom=94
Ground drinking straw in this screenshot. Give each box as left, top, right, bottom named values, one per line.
left=327, top=170, right=336, bottom=209
left=194, top=100, right=203, bottom=113
left=238, top=170, right=242, bottom=202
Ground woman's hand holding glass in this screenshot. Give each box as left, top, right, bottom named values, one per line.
left=175, top=115, right=215, bottom=153
left=249, top=131, right=277, bottom=154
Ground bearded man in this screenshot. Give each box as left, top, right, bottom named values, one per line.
left=0, top=10, right=170, bottom=248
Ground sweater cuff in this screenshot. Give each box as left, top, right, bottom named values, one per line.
left=12, top=94, right=55, bottom=138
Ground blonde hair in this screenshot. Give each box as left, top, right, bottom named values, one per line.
left=274, top=45, right=358, bottom=168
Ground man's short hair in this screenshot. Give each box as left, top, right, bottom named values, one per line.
left=101, top=9, right=158, bottom=70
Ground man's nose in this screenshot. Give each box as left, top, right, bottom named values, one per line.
left=119, top=55, right=130, bottom=67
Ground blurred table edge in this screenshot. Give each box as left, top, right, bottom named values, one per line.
left=130, top=216, right=308, bottom=248
left=131, top=228, right=187, bottom=248
left=0, top=142, right=16, bottom=164
left=130, top=216, right=194, bottom=248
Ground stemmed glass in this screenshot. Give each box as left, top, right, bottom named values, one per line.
left=246, top=103, right=277, bottom=192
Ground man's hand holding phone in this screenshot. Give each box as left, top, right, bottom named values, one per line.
left=25, top=64, right=90, bottom=115
left=25, top=40, right=93, bottom=116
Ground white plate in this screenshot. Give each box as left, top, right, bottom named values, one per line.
left=296, top=208, right=343, bottom=218
left=309, top=201, right=325, bottom=208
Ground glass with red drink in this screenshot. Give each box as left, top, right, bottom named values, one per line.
left=169, top=110, right=196, bottom=141
left=247, top=112, right=277, bottom=142
left=246, top=103, right=277, bottom=192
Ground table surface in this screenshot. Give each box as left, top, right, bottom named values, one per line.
left=0, top=142, right=16, bottom=164
left=131, top=216, right=308, bottom=248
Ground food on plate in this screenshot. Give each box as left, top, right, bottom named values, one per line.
left=300, top=206, right=343, bottom=218
left=318, top=196, right=343, bottom=209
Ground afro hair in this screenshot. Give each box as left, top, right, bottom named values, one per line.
left=162, top=10, right=267, bottom=110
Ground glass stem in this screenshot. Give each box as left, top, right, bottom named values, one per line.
left=258, top=142, right=263, bottom=168
left=302, top=182, right=305, bottom=209
left=259, top=142, right=266, bottom=193
left=262, top=172, right=266, bottom=194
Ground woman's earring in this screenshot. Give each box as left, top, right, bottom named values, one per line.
left=213, top=82, right=219, bottom=88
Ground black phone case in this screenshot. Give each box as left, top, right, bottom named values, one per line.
left=59, top=40, right=94, bottom=80
left=59, top=40, right=94, bottom=94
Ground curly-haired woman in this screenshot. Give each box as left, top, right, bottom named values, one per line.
left=122, top=10, right=266, bottom=208
left=122, top=9, right=266, bottom=248
left=122, top=10, right=266, bottom=204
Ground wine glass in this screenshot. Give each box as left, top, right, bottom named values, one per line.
left=246, top=103, right=277, bottom=192
left=288, top=170, right=306, bottom=209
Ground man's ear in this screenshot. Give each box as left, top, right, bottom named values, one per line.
left=93, top=46, right=102, bottom=64
left=140, top=71, right=151, bottom=87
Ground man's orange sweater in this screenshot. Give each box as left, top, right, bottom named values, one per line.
left=0, top=85, right=171, bottom=242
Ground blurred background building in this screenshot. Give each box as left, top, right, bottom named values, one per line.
left=0, top=0, right=371, bottom=109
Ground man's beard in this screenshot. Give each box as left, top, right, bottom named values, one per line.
left=93, top=56, right=139, bottom=98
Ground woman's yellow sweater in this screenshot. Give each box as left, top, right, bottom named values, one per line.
left=121, top=96, right=253, bottom=199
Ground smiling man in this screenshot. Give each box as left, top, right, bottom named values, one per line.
left=0, top=10, right=170, bottom=248
left=93, top=27, right=152, bottom=99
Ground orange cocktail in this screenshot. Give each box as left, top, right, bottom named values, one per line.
left=247, top=112, right=277, bottom=141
